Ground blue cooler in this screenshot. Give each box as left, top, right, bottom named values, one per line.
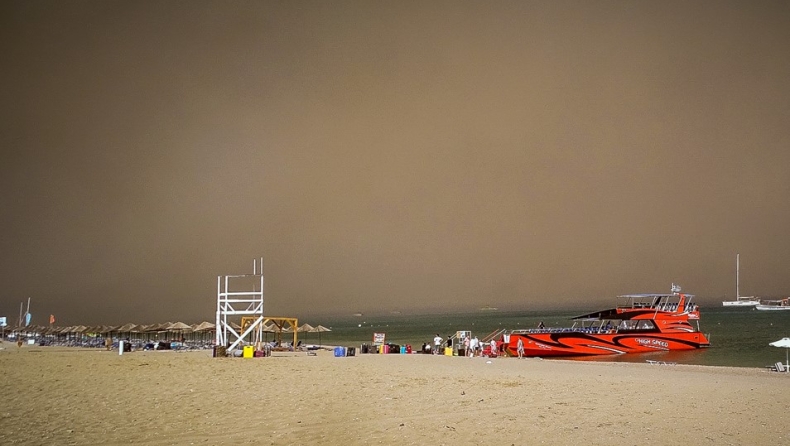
left=334, top=346, right=346, bottom=357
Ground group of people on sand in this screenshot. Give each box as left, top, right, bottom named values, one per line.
left=462, top=335, right=485, bottom=357
left=431, top=333, right=505, bottom=357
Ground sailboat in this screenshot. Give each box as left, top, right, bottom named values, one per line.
left=722, top=254, right=760, bottom=307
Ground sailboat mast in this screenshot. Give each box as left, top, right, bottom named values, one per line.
left=736, top=253, right=740, bottom=299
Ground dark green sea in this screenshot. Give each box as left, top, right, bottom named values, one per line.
left=307, top=306, right=789, bottom=369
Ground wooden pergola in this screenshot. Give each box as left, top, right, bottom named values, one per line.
left=263, top=317, right=298, bottom=346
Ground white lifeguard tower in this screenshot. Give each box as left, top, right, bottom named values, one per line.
left=215, top=258, right=265, bottom=352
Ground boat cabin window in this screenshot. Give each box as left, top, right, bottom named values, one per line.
left=618, top=320, right=656, bottom=330
left=619, top=320, right=637, bottom=330
left=637, top=320, right=655, bottom=330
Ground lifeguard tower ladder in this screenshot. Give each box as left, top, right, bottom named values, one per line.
left=215, top=258, right=265, bottom=351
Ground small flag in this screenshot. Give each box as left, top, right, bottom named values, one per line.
left=50, top=314, right=55, bottom=324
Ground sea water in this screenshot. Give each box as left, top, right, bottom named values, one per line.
left=309, top=306, right=788, bottom=369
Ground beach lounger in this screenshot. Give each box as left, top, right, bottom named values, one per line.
left=773, top=362, right=787, bottom=372
left=765, top=362, right=786, bottom=372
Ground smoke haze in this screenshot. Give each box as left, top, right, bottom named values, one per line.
left=1, top=1, right=789, bottom=324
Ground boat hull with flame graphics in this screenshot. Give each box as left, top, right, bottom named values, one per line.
left=502, top=285, right=710, bottom=357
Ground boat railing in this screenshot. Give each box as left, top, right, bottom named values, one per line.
left=482, top=328, right=507, bottom=343
left=621, top=301, right=698, bottom=313
left=509, top=327, right=618, bottom=335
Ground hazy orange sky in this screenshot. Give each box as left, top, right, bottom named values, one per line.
left=1, top=1, right=789, bottom=325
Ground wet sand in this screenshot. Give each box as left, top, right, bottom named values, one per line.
left=0, top=345, right=788, bottom=445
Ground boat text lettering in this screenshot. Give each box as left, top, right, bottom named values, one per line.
left=636, top=338, right=668, bottom=348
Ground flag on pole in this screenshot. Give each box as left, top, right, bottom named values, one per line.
left=50, top=314, right=55, bottom=324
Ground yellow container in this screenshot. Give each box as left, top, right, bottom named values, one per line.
left=444, top=347, right=453, bottom=356
left=243, top=345, right=254, bottom=358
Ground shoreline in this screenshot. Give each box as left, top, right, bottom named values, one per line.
left=1, top=343, right=782, bottom=373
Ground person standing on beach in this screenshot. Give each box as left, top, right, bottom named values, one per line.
left=433, top=334, right=442, bottom=355
left=470, top=336, right=479, bottom=357
left=490, top=339, right=497, bottom=357
left=517, top=337, right=524, bottom=358
left=105, top=336, right=112, bottom=351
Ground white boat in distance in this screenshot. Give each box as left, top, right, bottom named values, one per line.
left=756, top=298, right=790, bottom=311
left=722, top=254, right=760, bottom=307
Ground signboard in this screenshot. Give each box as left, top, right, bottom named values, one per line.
left=372, top=332, right=386, bottom=345
left=0, top=317, right=6, bottom=327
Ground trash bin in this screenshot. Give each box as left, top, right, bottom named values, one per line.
left=346, top=347, right=356, bottom=357
left=457, top=347, right=465, bottom=357
left=406, top=344, right=412, bottom=354
left=213, top=346, right=227, bottom=357
left=334, top=346, right=346, bottom=357
left=444, top=347, right=453, bottom=356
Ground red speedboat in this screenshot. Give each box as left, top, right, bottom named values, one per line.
left=503, top=285, right=710, bottom=357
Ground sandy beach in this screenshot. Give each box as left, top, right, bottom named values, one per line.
left=1, top=345, right=788, bottom=445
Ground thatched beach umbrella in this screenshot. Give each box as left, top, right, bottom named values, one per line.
left=190, top=321, right=215, bottom=342
left=309, top=325, right=331, bottom=346
left=255, top=324, right=275, bottom=342
left=88, top=326, right=105, bottom=336
left=168, top=322, right=192, bottom=332
left=117, top=323, right=137, bottom=333
left=296, top=324, right=314, bottom=344
left=115, top=323, right=137, bottom=341
left=142, top=323, right=170, bottom=341
left=167, top=322, right=192, bottom=342
left=192, top=321, right=215, bottom=332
